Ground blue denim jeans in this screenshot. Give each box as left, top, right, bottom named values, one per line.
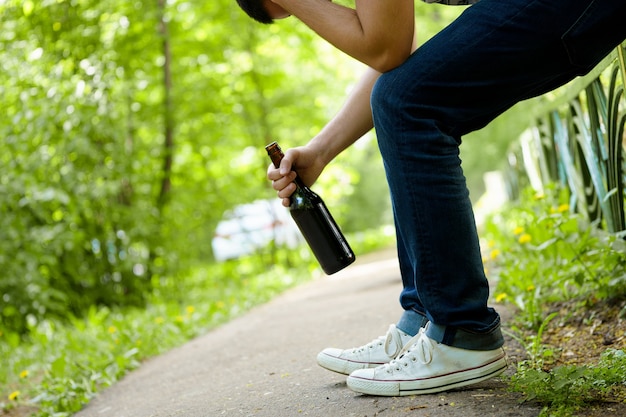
left=372, top=0, right=626, bottom=350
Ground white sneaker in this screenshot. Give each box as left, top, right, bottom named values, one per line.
left=317, top=324, right=413, bottom=375
left=346, top=328, right=508, bottom=396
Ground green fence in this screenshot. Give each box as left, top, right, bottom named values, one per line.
left=506, top=43, right=626, bottom=234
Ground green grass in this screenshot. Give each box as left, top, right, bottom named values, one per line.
left=1, top=262, right=309, bottom=415
left=0, top=226, right=395, bottom=416
left=509, top=348, right=626, bottom=417
left=484, top=183, right=626, bottom=416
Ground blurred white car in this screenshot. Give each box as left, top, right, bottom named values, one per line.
left=211, top=199, right=303, bottom=262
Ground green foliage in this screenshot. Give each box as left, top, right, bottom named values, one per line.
left=3, top=0, right=464, bottom=339
left=0, top=255, right=314, bottom=416
left=0, top=229, right=395, bottom=415
left=486, top=183, right=626, bottom=415
left=0, top=0, right=378, bottom=335
left=315, top=136, right=393, bottom=233
left=506, top=313, right=559, bottom=371
left=486, top=184, right=626, bottom=329
left=510, top=349, right=626, bottom=417
left=1, top=0, right=162, bottom=334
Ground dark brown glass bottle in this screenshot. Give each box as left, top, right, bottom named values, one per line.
left=266, top=141, right=355, bottom=275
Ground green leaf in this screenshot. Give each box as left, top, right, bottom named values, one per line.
left=51, top=356, right=67, bottom=377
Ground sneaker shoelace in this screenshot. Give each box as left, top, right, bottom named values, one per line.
left=385, top=328, right=434, bottom=373
left=350, top=324, right=405, bottom=358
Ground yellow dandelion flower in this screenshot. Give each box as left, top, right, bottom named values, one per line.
left=9, top=390, right=20, bottom=401
left=526, top=285, right=535, bottom=292
left=175, top=315, right=184, bottom=323
left=557, top=204, right=569, bottom=213
left=108, top=326, right=117, bottom=334
left=19, top=370, right=29, bottom=379
left=518, top=233, right=532, bottom=244
left=495, top=293, right=508, bottom=303
left=155, top=316, right=165, bottom=324
left=487, top=239, right=496, bottom=248
left=513, top=226, right=525, bottom=235
left=490, top=249, right=501, bottom=260
left=185, top=306, right=195, bottom=315
left=216, top=301, right=226, bottom=309
left=534, top=193, right=545, bottom=200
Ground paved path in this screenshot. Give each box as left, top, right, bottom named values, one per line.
left=74, top=249, right=540, bottom=417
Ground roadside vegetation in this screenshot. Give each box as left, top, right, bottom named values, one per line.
left=484, top=183, right=626, bottom=416
left=0, top=228, right=395, bottom=416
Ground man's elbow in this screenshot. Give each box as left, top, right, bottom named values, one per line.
left=369, top=51, right=411, bottom=73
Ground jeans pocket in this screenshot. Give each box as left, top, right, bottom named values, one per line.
left=561, top=0, right=626, bottom=69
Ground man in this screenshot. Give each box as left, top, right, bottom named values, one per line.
left=235, top=0, right=626, bottom=397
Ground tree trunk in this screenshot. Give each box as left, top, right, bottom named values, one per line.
left=157, top=0, right=173, bottom=209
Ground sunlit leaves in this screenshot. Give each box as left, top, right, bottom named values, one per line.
left=0, top=0, right=469, bottom=338
left=485, top=184, right=626, bottom=329
left=0, top=0, right=162, bottom=334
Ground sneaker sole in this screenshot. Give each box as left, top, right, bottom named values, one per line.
left=346, top=354, right=508, bottom=396
left=317, top=351, right=386, bottom=375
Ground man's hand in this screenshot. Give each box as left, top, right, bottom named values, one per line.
left=267, top=144, right=327, bottom=207
left=267, top=65, right=382, bottom=206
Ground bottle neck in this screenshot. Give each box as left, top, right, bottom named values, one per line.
left=293, top=176, right=307, bottom=190
left=266, top=142, right=308, bottom=190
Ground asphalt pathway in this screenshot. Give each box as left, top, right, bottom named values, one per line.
left=74, top=248, right=541, bottom=417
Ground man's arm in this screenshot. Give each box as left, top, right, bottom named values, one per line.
left=309, top=66, right=378, bottom=164
left=270, top=30, right=420, bottom=203
left=270, top=0, right=414, bottom=72
left=267, top=0, right=417, bottom=202
left=269, top=66, right=379, bottom=204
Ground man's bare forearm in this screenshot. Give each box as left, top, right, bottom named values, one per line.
left=308, top=66, right=379, bottom=164
left=307, top=28, right=419, bottom=164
